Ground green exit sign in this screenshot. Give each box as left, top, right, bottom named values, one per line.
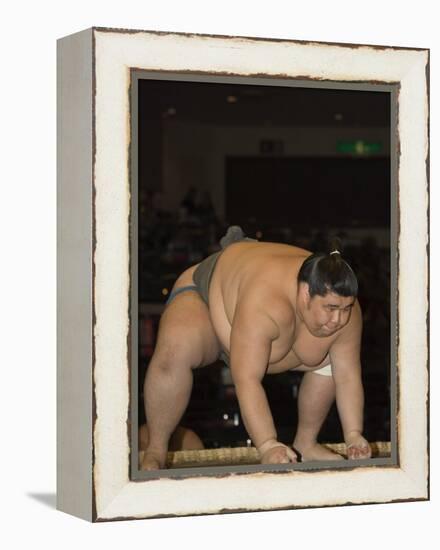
left=337, top=140, right=382, bottom=155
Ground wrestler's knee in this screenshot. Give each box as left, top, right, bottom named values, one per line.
left=149, top=336, right=201, bottom=373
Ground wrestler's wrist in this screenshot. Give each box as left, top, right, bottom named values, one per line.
left=257, top=438, right=280, bottom=457
left=344, top=429, right=362, bottom=441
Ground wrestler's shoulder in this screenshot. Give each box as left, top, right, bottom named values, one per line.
left=333, top=299, right=363, bottom=344
left=237, top=284, right=295, bottom=327
left=352, top=299, right=363, bottom=319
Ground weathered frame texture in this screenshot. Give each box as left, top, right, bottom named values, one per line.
left=57, top=27, right=429, bottom=522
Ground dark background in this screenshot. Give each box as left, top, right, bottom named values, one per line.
left=137, top=78, right=391, bottom=449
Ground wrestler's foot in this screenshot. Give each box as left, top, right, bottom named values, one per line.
left=293, top=440, right=344, bottom=462
left=140, top=449, right=166, bottom=470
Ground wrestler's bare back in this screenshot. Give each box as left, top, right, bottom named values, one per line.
left=178, top=241, right=349, bottom=374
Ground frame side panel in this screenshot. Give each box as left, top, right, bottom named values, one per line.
left=57, top=28, right=93, bottom=522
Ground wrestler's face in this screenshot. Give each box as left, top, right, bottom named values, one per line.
left=301, top=287, right=355, bottom=337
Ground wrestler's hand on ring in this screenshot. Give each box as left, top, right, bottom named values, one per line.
left=345, top=432, right=372, bottom=460
left=258, top=439, right=298, bottom=464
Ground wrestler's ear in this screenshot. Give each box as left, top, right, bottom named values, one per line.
left=298, top=282, right=311, bottom=304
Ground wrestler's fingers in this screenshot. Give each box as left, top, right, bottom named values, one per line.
left=360, top=445, right=372, bottom=458
left=272, top=448, right=294, bottom=464
left=357, top=442, right=371, bottom=457
left=347, top=444, right=370, bottom=460
left=347, top=445, right=360, bottom=459
left=286, top=447, right=298, bottom=462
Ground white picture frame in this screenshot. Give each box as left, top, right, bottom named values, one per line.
left=57, top=27, right=429, bottom=522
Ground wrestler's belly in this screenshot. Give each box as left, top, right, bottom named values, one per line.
left=208, top=265, right=332, bottom=371
left=266, top=348, right=330, bottom=374
left=208, top=295, right=330, bottom=373
left=208, top=266, right=294, bottom=363
left=208, top=291, right=292, bottom=365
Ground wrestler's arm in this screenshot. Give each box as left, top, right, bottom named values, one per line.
left=329, top=301, right=371, bottom=459
left=229, top=295, right=297, bottom=464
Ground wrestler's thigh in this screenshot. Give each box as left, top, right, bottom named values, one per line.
left=154, top=291, right=221, bottom=368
